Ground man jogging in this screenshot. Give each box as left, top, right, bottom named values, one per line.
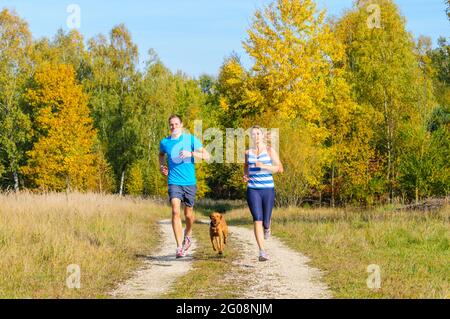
left=159, top=115, right=210, bottom=258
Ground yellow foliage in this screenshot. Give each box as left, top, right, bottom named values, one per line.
left=126, top=161, right=144, bottom=195
left=21, top=63, right=102, bottom=192
left=242, top=0, right=351, bottom=135
left=218, top=0, right=380, bottom=203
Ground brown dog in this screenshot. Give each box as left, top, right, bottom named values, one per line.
left=209, top=212, right=228, bottom=255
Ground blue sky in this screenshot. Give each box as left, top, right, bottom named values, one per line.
left=1, top=0, right=448, bottom=77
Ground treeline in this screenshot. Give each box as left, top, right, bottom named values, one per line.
left=0, top=0, right=449, bottom=206
left=0, top=8, right=208, bottom=197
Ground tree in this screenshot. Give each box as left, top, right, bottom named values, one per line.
left=447, top=0, right=450, bottom=20
left=428, top=37, right=450, bottom=111
left=0, top=9, right=33, bottom=191
left=243, top=0, right=339, bottom=204
left=397, top=122, right=449, bottom=202
left=85, top=24, right=141, bottom=195
left=335, top=0, right=436, bottom=202
left=31, top=29, right=90, bottom=80
left=423, top=35, right=450, bottom=198
left=392, top=35, right=443, bottom=203
left=21, top=63, right=99, bottom=191
left=126, top=159, right=145, bottom=195
left=217, top=0, right=371, bottom=204
left=131, top=53, right=210, bottom=197
left=217, top=55, right=254, bottom=127
left=89, top=140, right=116, bottom=193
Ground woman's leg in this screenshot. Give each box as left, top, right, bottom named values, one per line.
left=254, top=221, right=265, bottom=251
left=262, top=188, right=275, bottom=230
left=247, top=188, right=265, bottom=250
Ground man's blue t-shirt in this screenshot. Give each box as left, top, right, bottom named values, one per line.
left=159, top=133, right=203, bottom=186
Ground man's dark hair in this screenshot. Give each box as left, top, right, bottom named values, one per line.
left=168, top=114, right=183, bottom=123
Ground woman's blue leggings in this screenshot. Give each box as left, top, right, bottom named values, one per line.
left=246, top=188, right=275, bottom=230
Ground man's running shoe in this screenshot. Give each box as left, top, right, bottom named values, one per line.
left=264, top=228, right=271, bottom=240
left=176, top=247, right=185, bottom=258
left=182, top=235, right=192, bottom=253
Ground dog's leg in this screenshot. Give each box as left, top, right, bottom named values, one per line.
left=213, top=237, right=220, bottom=252
left=218, top=233, right=224, bottom=254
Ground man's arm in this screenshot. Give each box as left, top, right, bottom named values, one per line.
left=180, top=147, right=211, bottom=162
left=243, top=150, right=250, bottom=183
left=192, top=147, right=210, bottom=162
left=159, top=151, right=168, bottom=176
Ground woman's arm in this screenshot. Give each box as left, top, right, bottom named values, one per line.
left=243, top=150, right=250, bottom=182
left=255, top=147, right=284, bottom=174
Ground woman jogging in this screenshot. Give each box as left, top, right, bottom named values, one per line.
left=244, top=126, right=283, bottom=261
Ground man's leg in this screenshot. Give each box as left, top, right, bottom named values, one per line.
left=182, top=185, right=197, bottom=238
left=181, top=186, right=197, bottom=253
left=184, top=205, right=195, bottom=237
left=171, top=198, right=183, bottom=248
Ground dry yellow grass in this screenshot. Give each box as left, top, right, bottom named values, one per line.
left=0, top=192, right=168, bottom=298
left=2, top=193, right=447, bottom=299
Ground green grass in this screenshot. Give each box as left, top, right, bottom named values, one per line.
left=225, top=205, right=450, bottom=299
left=0, top=192, right=167, bottom=298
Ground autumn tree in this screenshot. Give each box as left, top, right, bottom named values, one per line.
left=217, top=55, right=254, bottom=127
left=22, top=63, right=100, bottom=191
left=216, top=0, right=372, bottom=204
left=240, top=0, right=337, bottom=203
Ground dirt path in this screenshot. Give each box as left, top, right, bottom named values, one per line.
left=110, top=219, right=196, bottom=299
left=223, top=223, right=331, bottom=299
left=110, top=219, right=331, bottom=299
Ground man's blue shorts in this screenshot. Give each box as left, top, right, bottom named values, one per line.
left=168, top=185, right=197, bottom=207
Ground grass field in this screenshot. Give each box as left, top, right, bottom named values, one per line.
left=1, top=193, right=448, bottom=299
left=223, top=204, right=450, bottom=298
left=0, top=192, right=167, bottom=298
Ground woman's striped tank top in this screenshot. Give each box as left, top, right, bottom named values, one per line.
left=247, top=148, right=275, bottom=189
